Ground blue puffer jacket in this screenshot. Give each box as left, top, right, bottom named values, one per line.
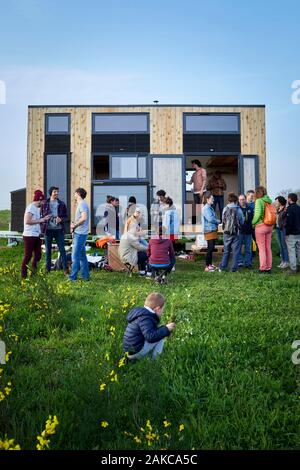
left=202, top=204, right=220, bottom=233
left=123, top=307, right=170, bottom=354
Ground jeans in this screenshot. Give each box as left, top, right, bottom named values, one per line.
left=137, top=251, right=148, bottom=271
left=220, top=234, right=240, bottom=272
left=69, top=233, right=89, bottom=280
left=45, top=229, right=67, bottom=272
left=213, top=195, right=224, bottom=220
left=238, top=233, right=253, bottom=267
left=286, top=234, right=300, bottom=271
left=276, top=228, right=289, bottom=263
left=255, top=224, right=273, bottom=271
left=21, top=236, right=42, bottom=278
left=128, top=339, right=165, bottom=360
left=206, top=239, right=216, bottom=266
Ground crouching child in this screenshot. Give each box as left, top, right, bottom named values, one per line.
left=123, top=293, right=176, bottom=360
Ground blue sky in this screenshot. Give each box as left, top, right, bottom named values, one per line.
left=0, top=0, right=299, bottom=209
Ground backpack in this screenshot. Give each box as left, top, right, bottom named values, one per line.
left=263, top=202, right=276, bottom=226
left=222, top=207, right=240, bottom=235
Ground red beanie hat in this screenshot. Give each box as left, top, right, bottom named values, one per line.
left=33, top=190, right=45, bottom=201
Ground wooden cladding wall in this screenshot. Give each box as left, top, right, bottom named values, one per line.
left=27, top=106, right=266, bottom=222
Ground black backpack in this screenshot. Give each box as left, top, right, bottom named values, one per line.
left=222, top=207, right=240, bottom=235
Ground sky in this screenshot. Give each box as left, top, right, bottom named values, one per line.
left=0, top=0, right=299, bottom=210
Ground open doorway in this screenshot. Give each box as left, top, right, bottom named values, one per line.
left=185, top=155, right=239, bottom=222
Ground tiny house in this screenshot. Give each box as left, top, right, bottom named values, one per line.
left=26, top=104, right=266, bottom=233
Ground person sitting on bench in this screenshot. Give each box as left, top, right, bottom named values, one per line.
left=147, top=227, right=175, bottom=283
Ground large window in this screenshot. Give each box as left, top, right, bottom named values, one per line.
left=184, top=114, right=240, bottom=133
left=93, top=184, right=148, bottom=231
left=45, top=154, right=68, bottom=204
left=92, top=113, right=149, bottom=133
left=46, top=114, right=70, bottom=134
left=92, top=154, right=147, bottom=180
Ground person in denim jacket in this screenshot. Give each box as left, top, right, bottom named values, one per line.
left=202, top=192, right=220, bottom=272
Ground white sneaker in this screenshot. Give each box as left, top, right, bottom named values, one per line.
left=139, top=270, right=146, bottom=276
left=278, top=262, right=284, bottom=268
left=172, top=266, right=176, bottom=272
left=281, top=262, right=289, bottom=269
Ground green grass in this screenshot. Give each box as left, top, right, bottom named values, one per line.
left=0, top=243, right=300, bottom=450
left=0, top=210, right=10, bottom=231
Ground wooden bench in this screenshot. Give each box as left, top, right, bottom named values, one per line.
left=107, top=242, right=138, bottom=272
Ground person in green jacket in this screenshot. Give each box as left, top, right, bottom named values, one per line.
left=252, top=186, right=273, bottom=273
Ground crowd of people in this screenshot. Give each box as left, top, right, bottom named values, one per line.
left=21, top=179, right=300, bottom=281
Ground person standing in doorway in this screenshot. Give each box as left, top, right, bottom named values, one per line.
left=285, top=193, right=300, bottom=275
left=21, top=190, right=50, bottom=279
left=41, top=186, right=69, bottom=274
left=69, top=188, right=90, bottom=281
left=187, top=160, right=207, bottom=225
left=187, top=160, right=207, bottom=205
left=207, top=171, right=227, bottom=220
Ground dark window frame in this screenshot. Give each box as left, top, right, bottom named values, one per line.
left=92, top=113, right=150, bottom=134
left=91, top=152, right=149, bottom=183
left=44, top=152, right=71, bottom=227
left=91, top=180, right=150, bottom=233
left=45, top=113, right=70, bottom=135
left=183, top=113, right=240, bottom=135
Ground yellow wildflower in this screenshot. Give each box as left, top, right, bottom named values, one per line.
left=99, top=383, right=106, bottom=392
left=101, top=421, right=109, bottom=428
left=0, top=438, right=21, bottom=450
left=179, top=424, right=185, bottom=432
left=163, top=420, right=171, bottom=428
left=134, top=436, right=142, bottom=444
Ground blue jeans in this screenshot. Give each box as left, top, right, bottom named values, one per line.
left=220, top=234, right=240, bottom=272
left=276, top=228, right=289, bottom=263
left=45, top=229, right=67, bottom=272
left=238, top=233, right=253, bottom=267
left=69, top=233, right=89, bottom=280
left=213, top=196, right=224, bottom=219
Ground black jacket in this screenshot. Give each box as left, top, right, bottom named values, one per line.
left=285, top=203, right=300, bottom=236
left=239, top=204, right=254, bottom=235
left=123, top=307, right=170, bottom=354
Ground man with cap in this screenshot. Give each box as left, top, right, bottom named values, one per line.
left=41, top=186, right=69, bottom=274
left=21, top=190, right=51, bottom=278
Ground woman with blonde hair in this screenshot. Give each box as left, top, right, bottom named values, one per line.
left=252, top=186, right=274, bottom=274
left=119, top=208, right=148, bottom=275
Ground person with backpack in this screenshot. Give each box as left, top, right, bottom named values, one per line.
left=219, top=193, right=244, bottom=272
left=252, top=186, right=275, bottom=274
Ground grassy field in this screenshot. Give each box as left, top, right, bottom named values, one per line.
left=0, top=242, right=300, bottom=450
left=0, top=210, right=10, bottom=231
